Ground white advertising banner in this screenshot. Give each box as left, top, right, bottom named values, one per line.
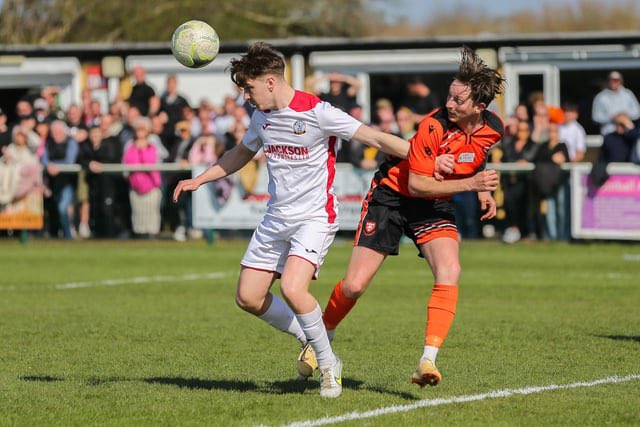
left=192, top=164, right=375, bottom=230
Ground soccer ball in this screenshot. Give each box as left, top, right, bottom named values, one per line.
left=171, top=20, right=219, bottom=69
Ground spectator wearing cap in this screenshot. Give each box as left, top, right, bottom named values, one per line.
left=33, top=97, right=60, bottom=124
left=592, top=71, right=640, bottom=136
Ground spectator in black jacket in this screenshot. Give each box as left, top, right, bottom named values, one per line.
left=128, top=66, right=155, bottom=117
left=81, top=125, right=121, bottom=238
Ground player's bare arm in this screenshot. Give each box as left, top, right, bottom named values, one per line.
left=173, top=143, right=257, bottom=202
left=352, top=124, right=409, bottom=159
left=407, top=169, right=499, bottom=199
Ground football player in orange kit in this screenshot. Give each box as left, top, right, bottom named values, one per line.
left=299, top=47, right=506, bottom=387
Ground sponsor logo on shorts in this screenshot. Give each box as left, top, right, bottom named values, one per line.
left=458, top=152, right=475, bottom=163
left=293, top=120, right=306, bottom=135
left=305, top=248, right=318, bottom=254
left=364, top=221, right=377, bottom=236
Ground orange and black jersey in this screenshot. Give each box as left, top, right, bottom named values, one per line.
left=373, top=107, right=504, bottom=199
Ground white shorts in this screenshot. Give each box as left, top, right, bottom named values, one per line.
left=241, top=215, right=338, bottom=278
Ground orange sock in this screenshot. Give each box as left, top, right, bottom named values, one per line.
left=323, top=280, right=357, bottom=331
left=425, top=284, right=459, bottom=347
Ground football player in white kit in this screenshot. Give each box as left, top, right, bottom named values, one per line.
left=173, top=42, right=409, bottom=398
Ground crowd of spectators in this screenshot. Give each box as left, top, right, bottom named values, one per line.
left=0, top=67, right=255, bottom=241
left=496, top=70, right=640, bottom=243
left=1, top=69, right=639, bottom=242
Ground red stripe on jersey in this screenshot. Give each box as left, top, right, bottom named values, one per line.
left=325, top=136, right=337, bottom=224
left=289, top=90, right=321, bottom=112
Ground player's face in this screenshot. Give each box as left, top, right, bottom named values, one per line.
left=445, top=80, right=484, bottom=124
left=241, top=76, right=274, bottom=111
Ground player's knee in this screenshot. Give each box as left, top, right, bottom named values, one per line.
left=435, top=261, right=461, bottom=283
left=342, top=278, right=366, bottom=299
left=281, top=280, right=308, bottom=303
left=235, top=292, right=260, bottom=313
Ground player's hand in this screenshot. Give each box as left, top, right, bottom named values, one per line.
left=173, top=178, right=200, bottom=203
left=478, top=191, right=496, bottom=221
left=471, top=170, right=499, bottom=192
left=434, top=154, right=454, bottom=181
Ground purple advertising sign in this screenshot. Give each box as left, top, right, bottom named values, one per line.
left=572, top=169, right=640, bottom=240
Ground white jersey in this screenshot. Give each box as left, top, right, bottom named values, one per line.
left=242, top=90, right=361, bottom=224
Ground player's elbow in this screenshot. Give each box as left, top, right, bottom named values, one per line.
left=408, top=175, right=433, bottom=198
left=408, top=181, right=421, bottom=198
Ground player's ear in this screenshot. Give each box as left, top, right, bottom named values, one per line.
left=265, top=75, right=276, bottom=91
left=474, top=102, right=487, bottom=113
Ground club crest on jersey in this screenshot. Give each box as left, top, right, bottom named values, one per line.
left=364, top=221, right=377, bottom=236
left=293, top=120, right=306, bottom=135
left=458, top=152, right=475, bottom=163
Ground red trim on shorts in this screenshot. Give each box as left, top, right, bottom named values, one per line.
left=288, top=254, right=318, bottom=269
left=240, top=264, right=279, bottom=275
left=288, top=255, right=319, bottom=280
left=325, top=136, right=337, bottom=224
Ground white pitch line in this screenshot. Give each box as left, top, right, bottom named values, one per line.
left=0, top=271, right=233, bottom=292
left=54, top=272, right=231, bottom=290
left=280, top=373, right=640, bottom=427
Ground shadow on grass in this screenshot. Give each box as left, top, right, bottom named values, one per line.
left=143, top=376, right=418, bottom=400
left=19, top=374, right=418, bottom=400
left=20, top=375, right=64, bottom=382
left=144, top=377, right=259, bottom=392
left=596, top=335, right=640, bottom=343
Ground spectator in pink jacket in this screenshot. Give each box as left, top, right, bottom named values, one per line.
left=123, top=117, right=162, bottom=237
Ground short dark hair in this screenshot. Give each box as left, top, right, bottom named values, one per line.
left=454, top=46, right=505, bottom=106
left=229, top=42, right=285, bottom=87
left=562, top=102, right=579, bottom=113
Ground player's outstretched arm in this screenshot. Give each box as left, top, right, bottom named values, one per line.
left=352, top=124, right=409, bottom=159
left=408, top=169, right=499, bottom=199
left=173, top=143, right=257, bottom=202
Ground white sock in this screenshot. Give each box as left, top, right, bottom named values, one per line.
left=327, top=329, right=335, bottom=343
left=296, top=304, right=337, bottom=369
left=258, top=294, right=306, bottom=346
left=422, top=345, right=439, bottom=362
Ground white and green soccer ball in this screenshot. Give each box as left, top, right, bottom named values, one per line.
left=171, top=20, right=219, bottom=69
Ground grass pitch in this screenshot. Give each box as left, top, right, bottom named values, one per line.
left=1, top=239, right=639, bottom=426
